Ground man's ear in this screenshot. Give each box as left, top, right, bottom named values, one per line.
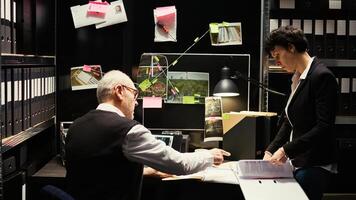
left=114, top=86, right=125, bottom=101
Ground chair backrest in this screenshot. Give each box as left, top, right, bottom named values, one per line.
left=41, top=185, right=75, bottom=200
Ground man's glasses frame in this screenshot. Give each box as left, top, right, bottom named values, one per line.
left=116, top=84, right=139, bottom=99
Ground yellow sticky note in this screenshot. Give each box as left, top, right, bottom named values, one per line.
left=222, top=113, right=230, bottom=120
left=222, top=21, right=230, bottom=27
left=153, top=56, right=160, bottom=62
left=209, top=23, right=219, bottom=33
left=151, top=78, right=158, bottom=84
left=183, top=96, right=195, bottom=104
left=138, top=79, right=152, bottom=92
left=194, top=94, right=201, bottom=97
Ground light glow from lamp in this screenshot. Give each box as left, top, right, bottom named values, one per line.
left=213, top=66, right=239, bottom=97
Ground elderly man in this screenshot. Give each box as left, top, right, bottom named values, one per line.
left=65, top=70, right=230, bottom=200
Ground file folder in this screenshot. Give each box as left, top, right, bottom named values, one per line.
left=5, top=68, right=13, bottom=137
left=339, top=77, right=351, bottom=115
left=303, top=19, right=314, bottom=56
left=1, top=69, right=6, bottom=137
left=336, top=20, right=347, bottom=59
left=325, top=20, right=336, bottom=58
left=13, top=68, right=22, bottom=134
left=348, top=20, right=356, bottom=59
left=314, top=20, right=325, bottom=58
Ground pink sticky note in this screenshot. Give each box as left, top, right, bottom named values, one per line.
left=155, top=6, right=176, bottom=26
left=87, top=1, right=109, bottom=16
left=143, top=97, right=162, bottom=108
left=83, top=65, right=92, bottom=72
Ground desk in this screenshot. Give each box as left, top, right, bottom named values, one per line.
left=28, top=156, right=244, bottom=200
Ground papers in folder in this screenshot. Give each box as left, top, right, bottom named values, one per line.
left=237, top=160, right=308, bottom=200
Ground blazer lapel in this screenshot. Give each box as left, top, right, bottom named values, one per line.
left=288, top=78, right=307, bottom=108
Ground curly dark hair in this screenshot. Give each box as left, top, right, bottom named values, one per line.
left=264, top=25, right=309, bottom=56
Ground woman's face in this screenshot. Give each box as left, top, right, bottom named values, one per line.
left=270, top=45, right=296, bottom=73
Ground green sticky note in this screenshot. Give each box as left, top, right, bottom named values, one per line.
left=151, top=78, right=158, bottom=84
left=209, top=23, right=219, bottom=33
left=194, top=94, right=201, bottom=97
left=138, top=79, right=152, bottom=91
left=222, top=113, right=230, bottom=120
left=222, top=21, right=230, bottom=27
left=183, top=96, right=195, bottom=104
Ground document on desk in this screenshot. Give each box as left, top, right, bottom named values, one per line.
left=162, top=161, right=239, bottom=185
left=237, top=160, right=308, bottom=200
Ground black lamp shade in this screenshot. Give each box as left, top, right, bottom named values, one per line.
left=213, top=66, right=239, bottom=97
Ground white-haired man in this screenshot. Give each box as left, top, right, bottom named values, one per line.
left=65, top=70, right=230, bottom=200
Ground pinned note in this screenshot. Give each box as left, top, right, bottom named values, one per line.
left=143, top=97, right=162, bottom=108
left=83, top=65, right=92, bottom=72
left=209, top=23, right=219, bottom=33
left=138, top=79, right=152, bottom=91
left=182, top=96, right=195, bottom=104
left=87, top=1, right=109, bottom=16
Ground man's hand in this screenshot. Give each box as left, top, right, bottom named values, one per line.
left=208, top=148, right=231, bottom=165
left=143, top=167, right=173, bottom=179
left=269, top=147, right=287, bottom=165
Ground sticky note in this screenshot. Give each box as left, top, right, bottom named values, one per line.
left=209, top=23, right=219, bottom=33
left=138, top=79, right=152, bottom=91
left=83, top=65, right=92, bottom=72
left=222, top=113, right=230, bottom=120
left=182, top=96, right=195, bottom=104
left=87, top=1, right=109, bottom=16
left=143, top=97, right=162, bottom=108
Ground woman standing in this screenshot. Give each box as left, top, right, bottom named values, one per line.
left=263, top=25, right=338, bottom=200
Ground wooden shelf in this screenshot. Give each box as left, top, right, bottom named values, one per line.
left=2, top=118, right=55, bottom=153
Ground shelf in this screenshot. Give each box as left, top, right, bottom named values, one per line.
left=335, top=116, right=356, bottom=125
left=1, top=118, right=55, bottom=153
left=1, top=54, right=55, bottom=67
left=267, top=59, right=356, bottom=74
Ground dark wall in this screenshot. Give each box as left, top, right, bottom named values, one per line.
left=56, top=0, right=262, bottom=122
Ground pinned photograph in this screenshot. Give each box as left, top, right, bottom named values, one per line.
left=209, top=22, right=242, bottom=46
left=205, top=96, right=223, bottom=117
left=204, top=117, right=223, bottom=142
left=71, top=65, right=102, bottom=91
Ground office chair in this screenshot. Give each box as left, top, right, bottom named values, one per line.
left=40, top=185, right=75, bottom=200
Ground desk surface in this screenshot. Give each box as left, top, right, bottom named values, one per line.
left=31, top=156, right=244, bottom=200
left=33, top=156, right=66, bottom=178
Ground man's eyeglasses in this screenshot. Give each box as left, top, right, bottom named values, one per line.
left=116, top=84, right=139, bottom=99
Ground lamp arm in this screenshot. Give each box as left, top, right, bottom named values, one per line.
left=231, top=70, right=286, bottom=96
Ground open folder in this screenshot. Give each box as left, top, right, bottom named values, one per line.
left=237, top=160, right=308, bottom=200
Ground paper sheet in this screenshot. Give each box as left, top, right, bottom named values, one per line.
left=154, top=6, right=177, bottom=42
left=95, top=0, right=128, bottom=29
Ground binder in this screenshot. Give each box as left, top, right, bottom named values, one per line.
left=237, top=160, right=308, bottom=200
left=1, top=0, right=7, bottom=52
left=12, top=0, right=16, bottom=53
left=348, top=20, right=356, bottom=59
left=1, top=69, right=6, bottom=137
left=13, top=68, right=22, bottom=134
left=270, top=19, right=279, bottom=32
left=351, top=78, right=356, bottom=114
left=292, top=19, right=301, bottom=30
left=314, top=19, right=325, bottom=58
left=303, top=19, right=314, bottom=56
left=295, top=0, right=312, bottom=10
left=4, top=0, right=11, bottom=53
left=339, top=77, right=351, bottom=115
left=280, top=19, right=290, bottom=27
left=336, top=20, right=347, bottom=59
left=5, top=68, right=13, bottom=137
left=325, top=20, right=336, bottom=58
left=23, top=67, right=30, bottom=130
